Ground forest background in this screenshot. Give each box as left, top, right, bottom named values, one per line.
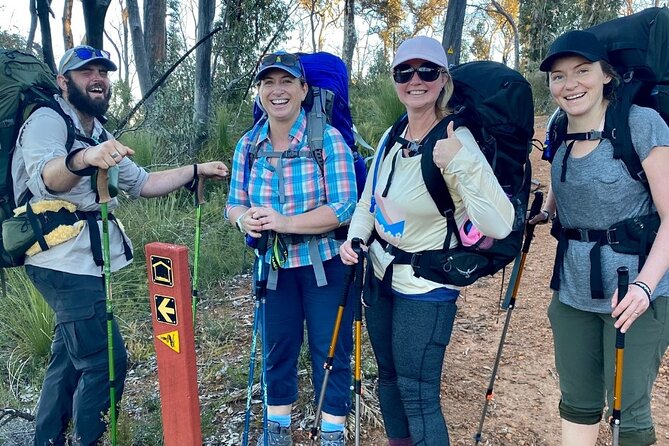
left=0, top=0, right=665, bottom=444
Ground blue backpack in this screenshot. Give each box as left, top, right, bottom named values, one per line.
left=249, top=52, right=367, bottom=198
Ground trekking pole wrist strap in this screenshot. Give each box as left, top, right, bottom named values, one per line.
left=65, top=147, right=96, bottom=176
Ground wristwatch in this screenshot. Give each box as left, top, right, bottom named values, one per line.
left=235, top=212, right=246, bottom=234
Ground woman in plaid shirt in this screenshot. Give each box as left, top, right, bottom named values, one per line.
left=226, top=52, right=357, bottom=445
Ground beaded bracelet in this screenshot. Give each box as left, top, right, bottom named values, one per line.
left=631, top=281, right=652, bottom=301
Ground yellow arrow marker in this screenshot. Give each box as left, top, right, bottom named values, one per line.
left=157, top=330, right=180, bottom=353
left=157, top=296, right=177, bottom=324
left=448, top=47, right=454, bottom=55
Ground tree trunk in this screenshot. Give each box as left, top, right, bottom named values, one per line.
left=490, top=0, right=519, bottom=70
left=62, top=0, right=74, bottom=49
left=442, top=0, right=466, bottom=66
left=27, top=0, right=38, bottom=52
left=127, top=0, right=153, bottom=100
left=192, top=0, right=216, bottom=154
left=82, top=0, right=111, bottom=49
left=143, top=0, right=167, bottom=80
left=342, top=0, right=356, bottom=79
left=36, top=0, right=56, bottom=72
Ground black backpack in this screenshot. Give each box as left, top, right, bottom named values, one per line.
left=0, top=49, right=77, bottom=267
left=370, top=61, right=534, bottom=287
left=544, top=6, right=669, bottom=186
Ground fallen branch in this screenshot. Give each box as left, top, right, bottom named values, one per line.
left=0, top=408, right=35, bottom=427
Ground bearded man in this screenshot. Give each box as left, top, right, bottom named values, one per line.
left=11, top=45, right=229, bottom=446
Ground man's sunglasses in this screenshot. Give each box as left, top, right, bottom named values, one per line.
left=393, top=63, right=446, bottom=84
left=260, top=53, right=300, bottom=68
left=61, top=46, right=111, bottom=69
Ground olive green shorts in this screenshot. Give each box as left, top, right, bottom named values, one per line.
left=548, top=293, right=669, bottom=446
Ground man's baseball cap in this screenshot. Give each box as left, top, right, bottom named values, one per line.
left=255, top=51, right=305, bottom=83
left=392, top=36, right=449, bottom=69
left=539, top=30, right=609, bottom=72
left=58, top=45, right=118, bottom=75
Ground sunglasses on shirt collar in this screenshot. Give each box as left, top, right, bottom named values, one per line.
left=393, top=62, right=446, bottom=84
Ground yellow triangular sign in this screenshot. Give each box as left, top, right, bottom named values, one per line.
left=157, top=330, right=180, bottom=353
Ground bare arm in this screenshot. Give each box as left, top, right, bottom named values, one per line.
left=612, top=146, right=669, bottom=331
left=42, top=140, right=135, bottom=192
left=140, top=161, right=229, bottom=198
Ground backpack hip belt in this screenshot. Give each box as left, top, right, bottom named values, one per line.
left=374, top=236, right=485, bottom=288
left=550, top=212, right=659, bottom=300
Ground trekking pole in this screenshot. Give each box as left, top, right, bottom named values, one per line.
left=192, top=174, right=206, bottom=326
left=259, top=232, right=270, bottom=446
left=309, top=239, right=359, bottom=443
left=96, top=168, right=117, bottom=446
left=351, top=239, right=364, bottom=446
left=242, top=231, right=269, bottom=446
left=611, top=266, right=629, bottom=446
left=474, top=191, right=543, bottom=445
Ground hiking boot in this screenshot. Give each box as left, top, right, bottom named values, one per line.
left=256, top=420, right=293, bottom=446
left=321, top=430, right=345, bottom=446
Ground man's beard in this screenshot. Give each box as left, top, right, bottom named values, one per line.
left=66, top=80, right=111, bottom=117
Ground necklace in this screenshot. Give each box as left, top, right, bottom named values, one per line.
left=406, top=117, right=438, bottom=154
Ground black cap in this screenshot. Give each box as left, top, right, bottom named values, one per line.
left=539, top=30, right=608, bottom=72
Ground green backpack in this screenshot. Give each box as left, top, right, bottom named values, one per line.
left=0, top=49, right=76, bottom=267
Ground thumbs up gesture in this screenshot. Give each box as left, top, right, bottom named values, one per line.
left=433, top=121, right=462, bottom=172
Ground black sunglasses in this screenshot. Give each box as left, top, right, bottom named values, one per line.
left=393, top=63, right=445, bottom=84
left=260, top=53, right=300, bottom=68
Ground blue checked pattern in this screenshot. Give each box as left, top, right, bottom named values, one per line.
left=227, top=109, right=357, bottom=268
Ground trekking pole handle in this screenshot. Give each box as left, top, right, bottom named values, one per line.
left=257, top=230, right=270, bottom=257
left=351, top=237, right=362, bottom=255
left=528, top=191, right=544, bottom=222
left=96, top=168, right=112, bottom=204
left=616, top=267, right=629, bottom=349
left=522, top=191, right=544, bottom=253
left=196, top=175, right=206, bottom=206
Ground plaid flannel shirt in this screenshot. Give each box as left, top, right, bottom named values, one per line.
left=226, top=109, right=357, bottom=268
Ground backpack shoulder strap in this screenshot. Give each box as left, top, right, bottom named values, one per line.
left=606, top=83, right=647, bottom=185
left=306, top=86, right=335, bottom=173
left=369, top=115, right=408, bottom=213
left=419, top=116, right=457, bottom=218
left=29, top=97, right=77, bottom=153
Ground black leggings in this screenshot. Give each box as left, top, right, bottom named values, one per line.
left=365, top=287, right=457, bottom=445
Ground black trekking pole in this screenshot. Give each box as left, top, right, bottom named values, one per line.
left=192, top=174, right=206, bottom=326
left=96, top=169, right=118, bottom=446
left=309, top=239, right=359, bottom=443
left=242, top=231, right=269, bottom=446
left=351, top=239, right=364, bottom=446
left=474, top=191, right=543, bottom=445
left=611, top=266, right=629, bottom=446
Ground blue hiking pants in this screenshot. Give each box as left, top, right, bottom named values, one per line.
left=262, top=257, right=354, bottom=416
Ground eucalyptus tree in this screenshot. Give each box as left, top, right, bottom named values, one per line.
left=519, top=0, right=622, bottom=68
left=212, top=0, right=290, bottom=103
left=82, top=0, right=111, bottom=49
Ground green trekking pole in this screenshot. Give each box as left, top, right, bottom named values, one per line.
left=192, top=173, right=206, bottom=326
left=96, top=168, right=117, bottom=446
left=611, top=266, right=628, bottom=446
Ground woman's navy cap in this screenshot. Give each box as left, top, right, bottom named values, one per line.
left=255, top=51, right=305, bottom=83
left=539, top=30, right=609, bottom=72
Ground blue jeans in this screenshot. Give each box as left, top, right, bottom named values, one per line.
left=26, top=266, right=127, bottom=446
left=261, top=257, right=354, bottom=416
left=365, top=285, right=457, bottom=445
